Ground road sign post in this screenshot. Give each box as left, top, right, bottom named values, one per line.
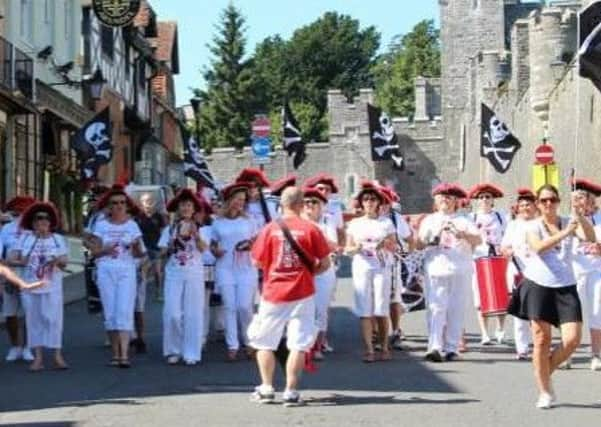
left=251, top=116, right=272, bottom=169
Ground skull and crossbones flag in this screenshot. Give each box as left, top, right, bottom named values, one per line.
left=182, top=128, right=216, bottom=191
left=481, top=103, right=521, bottom=174
left=367, top=104, right=404, bottom=170
left=282, top=102, right=306, bottom=169
left=579, top=1, right=601, bottom=92
left=70, top=107, right=113, bottom=180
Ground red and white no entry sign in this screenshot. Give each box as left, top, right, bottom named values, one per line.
left=534, top=144, right=555, bottom=165
left=252, top=117, right=271, bottom=138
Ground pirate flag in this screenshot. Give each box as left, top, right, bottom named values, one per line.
left=367, top=104, right=404, bottom=170
left=282, top=102, right=306, bottom=169
left=480, top=103, right=521, bottom=174
left=579, top=1, right=601, bottom=92
left=182, top=127, right=216, bottom=190
left=70, top=107, right=113, bottom=180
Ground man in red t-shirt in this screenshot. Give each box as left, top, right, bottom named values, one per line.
left=249, top=186, right=331, bottom=407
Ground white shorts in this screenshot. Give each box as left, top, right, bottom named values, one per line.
left=578, top=271, right=601, bottom=330
left=2, top=287, right=23, bottom=317
left=248, top=296, right=317, bottom=352
left=352, top=262, right=391, bottom=318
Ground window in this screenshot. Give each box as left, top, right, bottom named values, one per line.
left=19, top=0, right=33, bottom=42
left=101, top=25, right=114, bottom=60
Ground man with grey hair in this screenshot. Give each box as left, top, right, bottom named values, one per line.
left=249, top=186, right=331, bottom=407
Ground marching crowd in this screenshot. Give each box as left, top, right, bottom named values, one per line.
left=1, top=168, right=601, bottom=409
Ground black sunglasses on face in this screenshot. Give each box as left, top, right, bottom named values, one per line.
left=362, top=196, right=379, bottom=202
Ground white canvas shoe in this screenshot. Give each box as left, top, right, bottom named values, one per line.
left=22, top=348, right=35, bottom=362
left=536, top=393, right=554, bottom=409
left=591, top=356, right=601, bottom=371
left=5, top=347, right=23, bottom=362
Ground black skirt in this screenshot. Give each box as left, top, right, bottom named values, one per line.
left=507, top=279, right=582, bottom=328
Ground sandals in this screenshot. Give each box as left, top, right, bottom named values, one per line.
left=28, top=362, right=45, bottom=372
left=379, top=350, right=392, bottom=362
left=227, top=350, right=238, bottom=362
left=107, top=358, right=120, bottom=367
left=362, top=352, right=375, bottom=363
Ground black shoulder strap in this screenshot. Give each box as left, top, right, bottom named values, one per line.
left=275, top=218, right=314, bottom=273
left=259, top=191, right=272, bottom=223
left=495, top=211, right=504, bottom=226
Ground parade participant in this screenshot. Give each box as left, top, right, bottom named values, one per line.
left=508, top=184, right=595, bottom=409
left=570, top=179, right=601, bottom=371
left=90, top=185, right=146, bottom=368
left=266, top=175, right=296, bottom=218
left=301, top=187, right=338, bottom=360
left=235, top=168, right=275, bottom=229
left=305, top=173, right=345, bottom=249
left=417, top=183, right=481, bottom=362
left=249, top=186, right=331, bottom=406
left=500, top=188, right=538, bottom=360
left=467, top=183, right=507, bottom=345
left=211, top=181, right=259, bottom=360
left=0, top=264, right=45, bottom=291
left=1, top=195, right=36, bottom=362
left=378, top=186, right=413, bottom=350
left=345, top=182, right=396, bottom=363
left=8, top=202, right=68, bottom=371
left=159, top=189, right=207, bottom=365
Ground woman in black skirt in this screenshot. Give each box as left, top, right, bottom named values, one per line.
left=509, top=184, right=595, bottom=409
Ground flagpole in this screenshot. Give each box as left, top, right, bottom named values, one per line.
left=573, top=6, right=582, bottom=193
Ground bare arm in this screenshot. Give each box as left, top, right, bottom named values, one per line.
left=527, top=225, right=574, bottom=254
left=0, top=264, right=44, bottom=290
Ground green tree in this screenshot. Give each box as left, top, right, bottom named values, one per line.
left=373, top=19, right=440, bottom=117
left=268, top=101, right=329, bottom=149
left=196, top=4, right=253, bottom=151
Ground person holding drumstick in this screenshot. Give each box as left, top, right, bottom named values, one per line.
left=508, top=184, right=595, bottom=409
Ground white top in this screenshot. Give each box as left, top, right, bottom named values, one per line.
left=326, top=199, right=344, bottom=231
left=501, top=218, right=536, bottom=270
left=418, top=212, right=479, bottom=274
left=0, top=218, right=31, bottom=255
left=211, top=216, right=256, bottom=284
left=523, top=217, right=576, bottom=288
left=246, top=200, right=276, bottom=232
left=201, top=224, right=216, bottom=265
left=93, top=219, right=143, bottom=268
left=84, top=211, right=107, bottom=234
left=572, top=211, right=601, bottom=276
left=17, top=233, right=68, bottom=294
left=158, top=221, right=204, bottom=271
left=471, top=210, right=506, bottom=258
left=347, top=216, right=395, bottom=269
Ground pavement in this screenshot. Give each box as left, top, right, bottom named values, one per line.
left=1, top=273, right=601, bottom=427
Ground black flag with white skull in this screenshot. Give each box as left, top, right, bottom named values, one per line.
left=70, top=107, right=113, bottom=180
left=182, top=128, right=216, bottom=190
left=282, top=102, right=306, bottom=169
left=480, top=103, right=521, bottom=174
left=367, top=104, right=404, bottom=170
left=579, top=1, right=601, bottom=92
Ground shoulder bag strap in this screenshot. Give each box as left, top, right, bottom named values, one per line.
left=259, top=191, right=272, bottom=224
left=275, top=218, right=314, bottom=273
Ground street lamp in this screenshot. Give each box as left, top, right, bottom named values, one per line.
left=85, top=69, right=106, bottom=101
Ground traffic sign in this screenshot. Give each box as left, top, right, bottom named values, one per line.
left=534, top=144, right=554, bottom=165
left=252, top=117, right=271, bottom=138
left=251, top=136, right=271, bottom=157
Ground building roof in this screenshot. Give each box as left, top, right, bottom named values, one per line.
left=153, top=21, right=179, bottom=74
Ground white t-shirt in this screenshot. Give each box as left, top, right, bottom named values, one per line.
left=318, top=212, right=338, bottom=246
left=501, top=218, right=536, bottom=270
left=201, top=224, right=216, bottom=265
left=572, top=211, right=601, bottom=276
left=325, top=199, right=344, bottom=232
left=84, top=211, right=107, bottom=234
left=1, top=218, right=31, bottom=255
left=246, top=200, right=275, bottom=233
left=158, top=222, right=204, bottom=271
left=17, top=233, right=68, bottom=294
left=419, top=212, right=479, bottom=275
left=523, top=217, right=576, bottom=288
left=471, top=210, right=506, bottom=258
left=347, top=216, right=395, bottom=270
left=93, top=219, right=143, bottom=268
left=211, top=216, right=256, bottom=283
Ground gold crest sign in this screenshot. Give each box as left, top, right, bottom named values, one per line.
left=92, top=0, right=142, bottom=27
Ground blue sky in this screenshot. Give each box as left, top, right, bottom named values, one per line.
left=151, top=0, right=439, bottom=107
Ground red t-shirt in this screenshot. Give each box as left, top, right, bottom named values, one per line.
left=251, top=216, right=331, bottom=303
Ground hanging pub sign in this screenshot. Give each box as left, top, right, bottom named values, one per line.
left=92, top=0, right=142, bottom=27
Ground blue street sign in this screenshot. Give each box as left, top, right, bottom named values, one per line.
left=251, top=136, right=271, bottom=157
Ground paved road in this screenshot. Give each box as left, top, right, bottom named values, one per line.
left=1, top=276, right=600, bottom=427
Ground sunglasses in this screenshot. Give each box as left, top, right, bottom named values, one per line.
left=362, top=195, right=379, bottom=202
left=304, top=199, right=321, bottom=206
left=34, top=213, right=50, bottom=221
left=477, top=194, right=493, bottom=200
left=110, top=199, right=127, bottom=206
left=538, top=197, right=559, bottom=204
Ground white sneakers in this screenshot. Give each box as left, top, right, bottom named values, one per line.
left=495, top=329, right=505, bottom=345
left=5, top=347, right=23, bottom=362
left=591, top=355, right=601, bottom=371
left=536, top=393, right=554, bottom=409
left=22, top=348, right=34, bottom=362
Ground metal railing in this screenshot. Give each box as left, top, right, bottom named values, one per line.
left=0, top=35, right=34, bottom=100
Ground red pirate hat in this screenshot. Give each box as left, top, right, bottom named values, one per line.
left=468, top=183, right=504, bottom=199
left=222, top=181, right=251, bottom=201
left=378, top=186, right=400, bottom=205
left=5, top=195, right=37, bottom=214
left=516, top=187, right=536, bottom=201
left=166, top=188, right=204, bottom=213
left=304, top=173, right=339, bottom=194
left=235, top=168, right=270, bottom=188
left=270, top=175, right=297, bottom=196
left=432, top=183, right=468, bottom=199
left=571, top=178, right=601, bottom=197
left=20, top=201, right=61, bottom=231
left=195, top=191, right=213, bottom=215
left=95, top=184, right=140, bottom=215
left=356, top=181, right=385, bottom=204
left=302, top=187, right=328, bottom=204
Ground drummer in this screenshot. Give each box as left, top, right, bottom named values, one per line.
left=467, top=183, right=508, bottom=346
left=570, top=178, right=601, bottom=371
left=500, top=188, right=538, bottom=360
left=235, top=168, right=275, bottom=229
left=417, top=183, right=481, bottom=362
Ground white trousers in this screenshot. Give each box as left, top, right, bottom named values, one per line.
left=220, top=272, right=257, bottom=350
left=425, top=271, right=470, bottom=353
left=578, top=271, right=601, bottom=330
left=97, top=264, right=136, bottom=332
left=22, top=290, right=63, bottom=349
left=315, top=268, right=337, bottom=331
left=163, top=267, right=205, bottom=362
left=352, top=261, right=391, bottom=318
left=513, top=317, right=531, bottom=355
